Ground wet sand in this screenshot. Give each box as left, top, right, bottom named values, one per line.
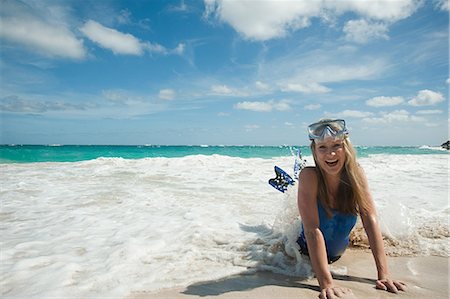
left=126, top=249, right=449, bottom=299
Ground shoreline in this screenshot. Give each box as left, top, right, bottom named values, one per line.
left=126, top=250, right=449, bottom=299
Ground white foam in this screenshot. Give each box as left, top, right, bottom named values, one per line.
left=1, top=154, right=448, bottom=298
left=419, top=145, right=448, bottom=151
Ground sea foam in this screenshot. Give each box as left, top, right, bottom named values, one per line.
left=1, top=154, right=448, bottom=298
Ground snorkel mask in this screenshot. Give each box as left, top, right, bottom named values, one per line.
left=308, top=119, right=348, bottom=141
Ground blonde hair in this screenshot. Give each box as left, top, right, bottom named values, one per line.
left=311, top=138, right=370, bottom=216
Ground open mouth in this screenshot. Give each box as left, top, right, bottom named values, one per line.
left=325, top=160, right=339, bottom=167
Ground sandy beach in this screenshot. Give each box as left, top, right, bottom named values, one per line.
left=126, top=249, right=449, bottom=299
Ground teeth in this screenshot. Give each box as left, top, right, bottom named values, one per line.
left=326, top=160, right=338, bottom=166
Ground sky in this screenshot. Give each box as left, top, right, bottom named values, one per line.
left=0, top=0, right=448, bottom=146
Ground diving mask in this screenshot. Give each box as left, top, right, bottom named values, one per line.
left=308, top=119, right=348, bottom=141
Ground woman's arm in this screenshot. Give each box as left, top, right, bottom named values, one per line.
left=359, top=172, right=407, bottom=293
left=297, top=168, right=351, bottom=298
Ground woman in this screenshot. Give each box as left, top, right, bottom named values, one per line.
left=297, top=119, right=406, bottom=298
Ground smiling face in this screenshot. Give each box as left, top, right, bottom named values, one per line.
left=313, top=137, right=346, bottom=177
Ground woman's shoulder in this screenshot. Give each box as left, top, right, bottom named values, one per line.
left=300, top=166, right=317, bottom=174
left=299, top=166, right=318, bottom=182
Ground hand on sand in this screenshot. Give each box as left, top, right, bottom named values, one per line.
left=376, top=278, right=407, bottom=293
left=319, top=286, right=353, bottom=299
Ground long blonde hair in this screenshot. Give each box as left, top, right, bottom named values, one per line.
left=311, top=138, right=370, bottom=216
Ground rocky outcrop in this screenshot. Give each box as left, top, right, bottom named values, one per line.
left=441, top=140, right=450, bottom=150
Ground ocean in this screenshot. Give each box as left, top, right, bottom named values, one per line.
left=1, top=145, right=448, bottom=298
left=0, top=144, right=448, bottom=163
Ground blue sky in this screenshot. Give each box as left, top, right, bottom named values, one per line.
left=0, top=0, right=448, bottom=146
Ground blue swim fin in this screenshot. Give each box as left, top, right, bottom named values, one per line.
left=268, top=166, right=295, bottom=193
left=269, top=147, right=307, bottom=193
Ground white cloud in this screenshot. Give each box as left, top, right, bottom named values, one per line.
left=143, top=42, right=167, bottom=54
left=281, top=82, right=330, bottom=94
left=303, top=60, right=387, bottom=83
left=159, top=89, right=176, bottom=100
left=102, top=89, right=147, bottom=106
left=304, top=104, right=322, bottom=110
left=424, top=122, right=441, bottom=127
left=211, top=84, right=233, bottom=94
left=172, top=43, right=185, bottom=55
left=435, top=0, right=450, bottom=11
left=143, top=42, right=184, bottom=55
left=80, top=20, right=183, bottom=56
left=339, top=110, right=374, bottom=118
left=234, top=101, right=272, bottom=112
left=0, top=16, right=86, bottom=59
left=234, top=100, right=291, bottom=112
left=203, top=0, right=217, bottom=19
left=208, top=84, right=251, bottom=97
left=446, top=78, right=450, bottom=84
left=255, top=81, right=271, bottom=92
left=383, top=110, right=410, bottom=121
left=331, top=0, right=420, bottom=22
left=117, top=9, right=132, bottom=25
left=256, top=43, right=388, bottom=90
left=343, top=19, right=389, bottom=44
left=0, top=2, right=183, bottom=59
left=273, top=100, right=292, bottom=111
left=102, top=89, right=128, bottom=103
left=408, top=89, right=445, bottom=106
left=416, top=109, right=443, bottom=115
left=204, top=0, right=317, bottom=41
left=363, top=109, right=425, bottom=124
left=245, top=124, right=260, bottom=132
left=204, top=0, right=420, bottom=41
left=168, top=0, right=189, bottom=12
left=80, top=20, right=144, bottom=55
left=0, top=95, right=87, bottom=113
left=366, top=96, right=405, bottom=107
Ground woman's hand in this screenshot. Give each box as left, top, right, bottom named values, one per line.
left=319, top=286, right=353, bottom=299
left=376, top=278, right=407, bottom=293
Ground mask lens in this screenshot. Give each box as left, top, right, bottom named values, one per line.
left=309, top=123, right=327, bottom=137
left=308, top=119, right=347, bottom=140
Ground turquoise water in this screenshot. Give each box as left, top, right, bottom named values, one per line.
left=0, top=144, right=447, bottom=163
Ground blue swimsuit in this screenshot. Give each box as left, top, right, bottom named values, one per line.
left=297, top=200, right=357, bottom=263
